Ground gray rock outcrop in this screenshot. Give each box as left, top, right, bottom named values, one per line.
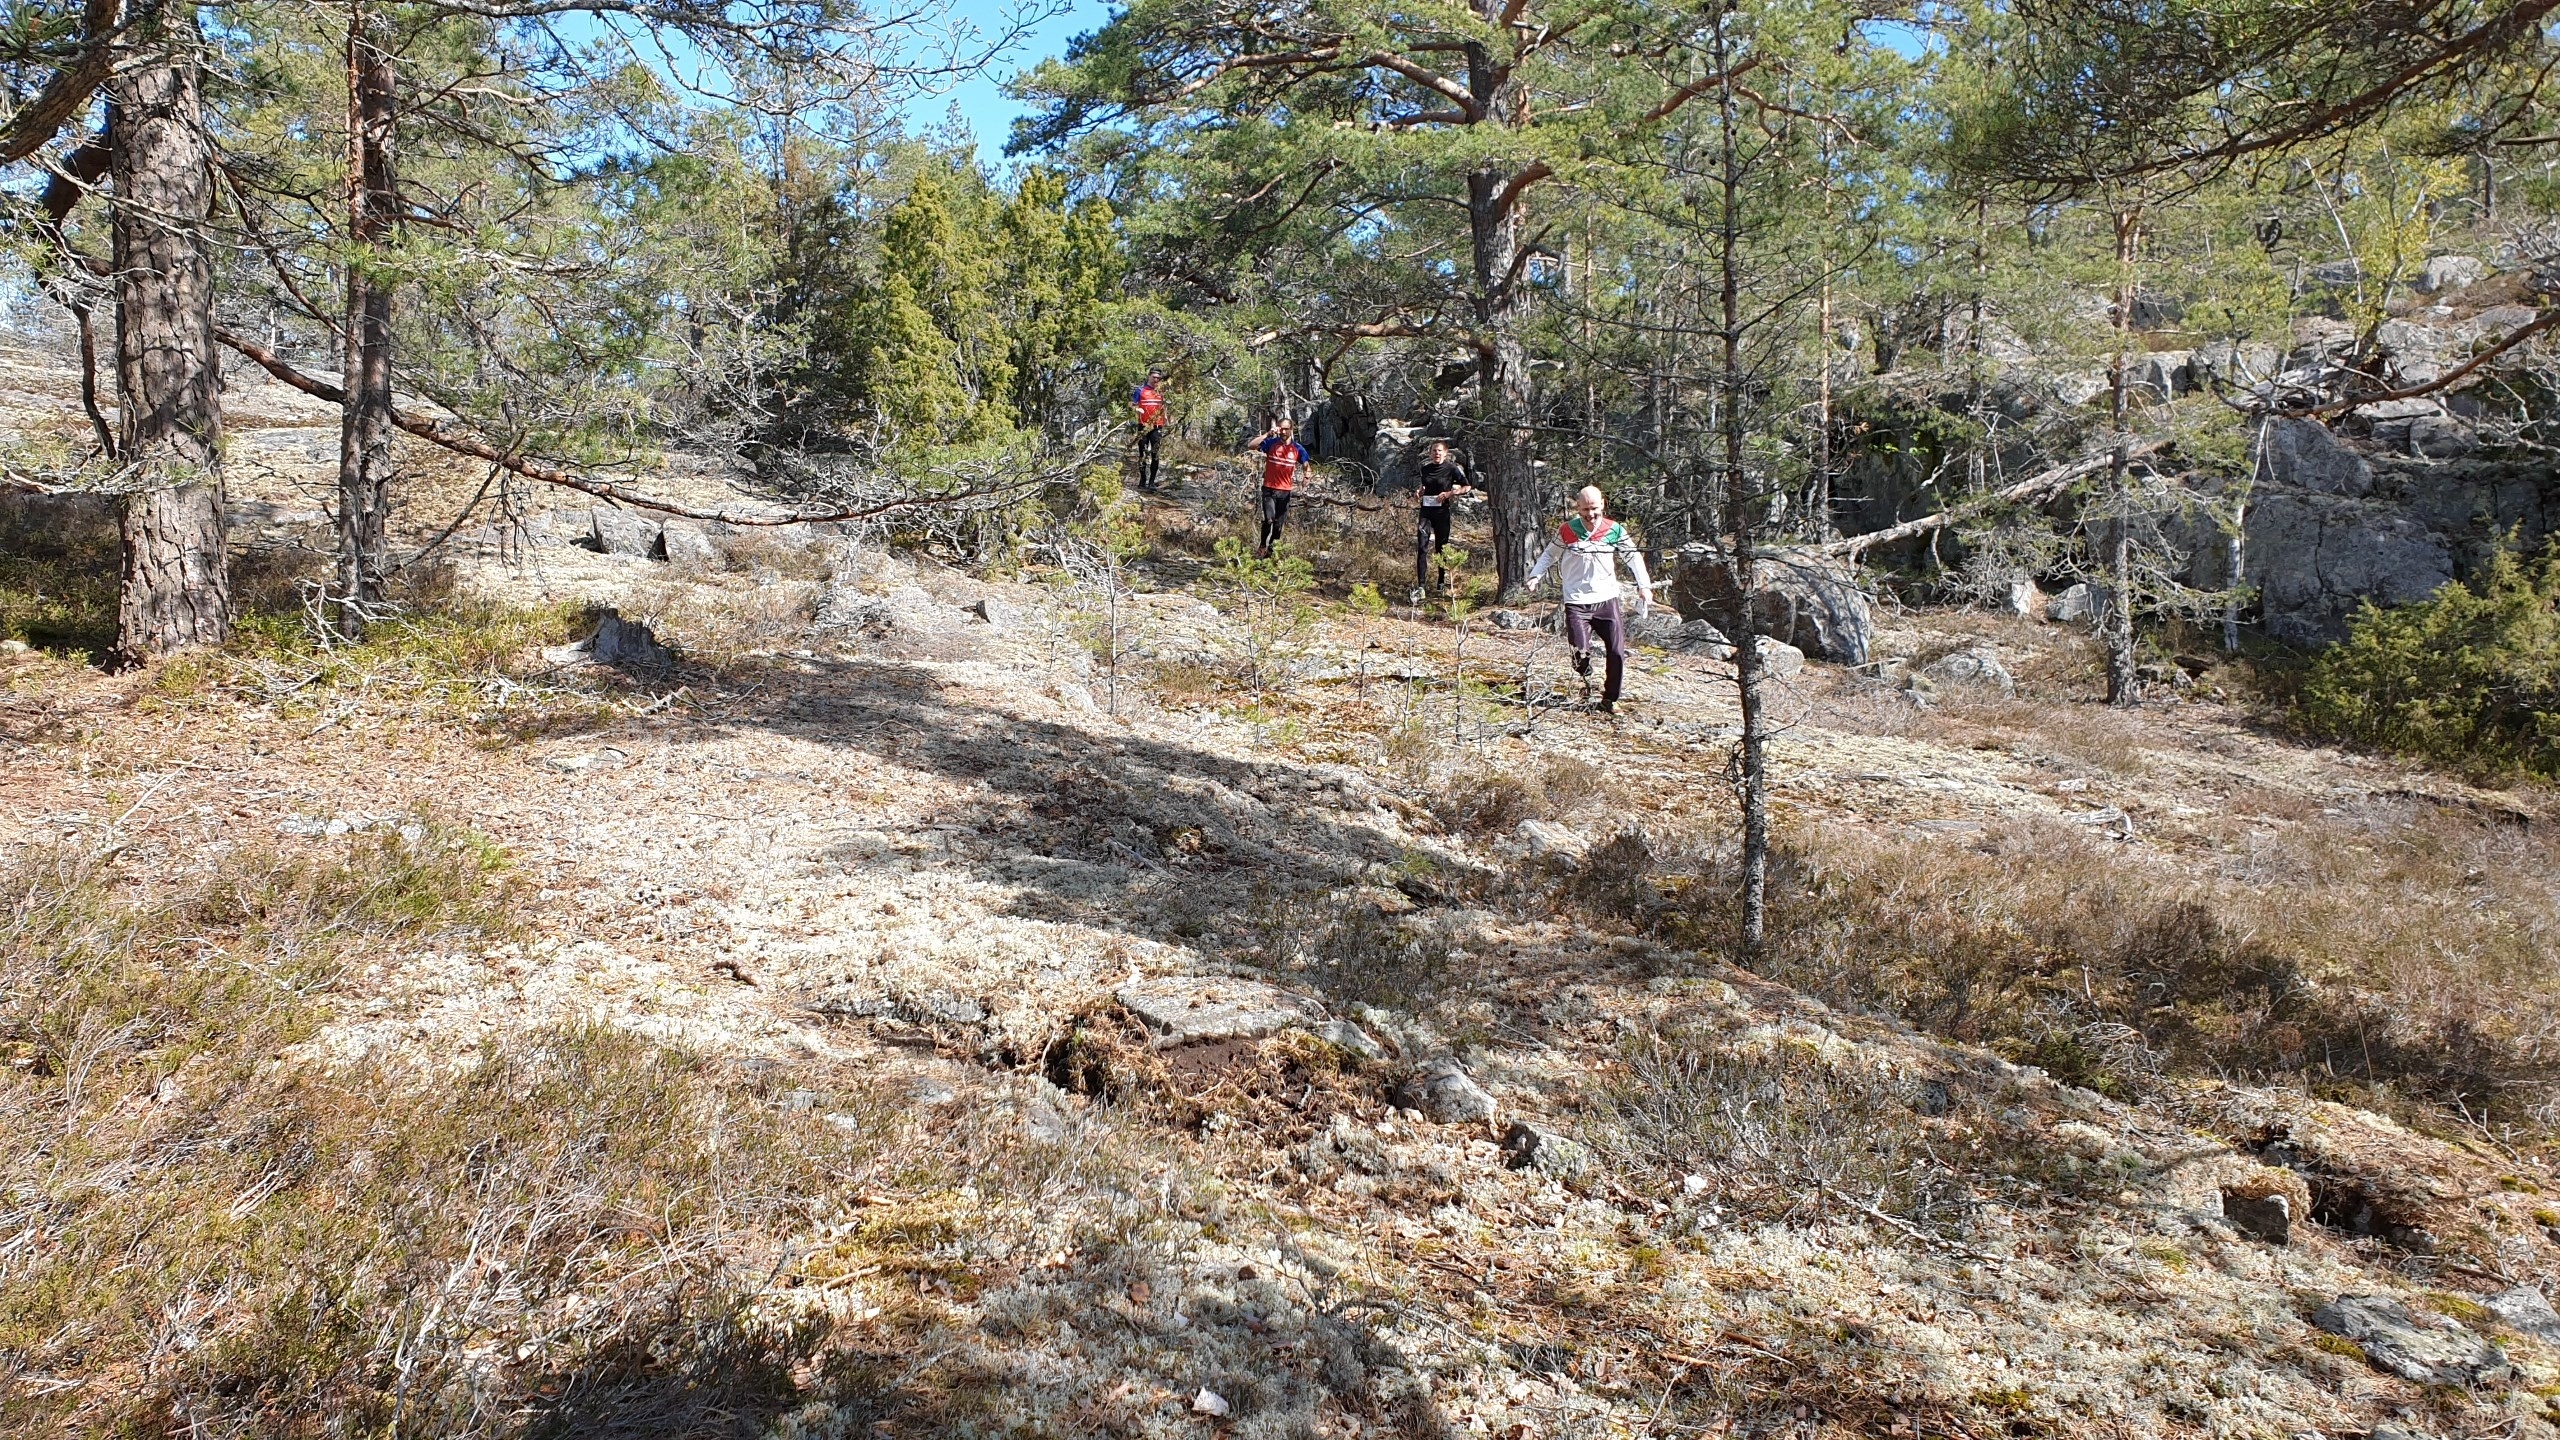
left=656, top=522, right=717, bottom=565
left=2485, top=1285, right=2560, bottom=1342
left=1669, top=545, right=1873, bottom=664
left=2236, top=411, right=2558, bottom=644
left=1914, top=646, right=2014, bottom=696
left=587, top=507, right=661, bottom=558
left=591, top=609, right=676, bottom=668
left=2310, top=1294, right=2510, bottom=1387
left=2418, top=254, right=2489, bottom=294
left=2243, top=491, right=2455, bottom=645
left=1500, top=1120, right=1592, bottom=1180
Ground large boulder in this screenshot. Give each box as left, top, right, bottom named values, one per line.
left=2245, top=491, right=2454, bottom=644
left=586, top=507, right=662, bottom=558
left=1116, top=976, right=1321, bottom=1048
left=1668, top=546, right=1874, bottom=665
left=2130, top=350, right=2191, bottom=401
left=1914, top=645, right=2014, bottom=696
left=2189, top=340, right=2282, bottom=389
left=1394, top=1057, right=1497, bottom=1125
left=1367, top=418, right=1428, bottom=495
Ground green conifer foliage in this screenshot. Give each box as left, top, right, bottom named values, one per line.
left=2303, top=546, right=2560, bottom=780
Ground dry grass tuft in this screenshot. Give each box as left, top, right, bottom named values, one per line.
left=146, top=601, right=624, bottom=743
left=1741, top=809, right=2560, bottom=1122
left=1428, top=755, right=1600, bottom=839
left=625, top=574, right=822, bottom=665
left=1587, top=1040, right=1970, bottom=1229
left=0, top=831, right=909, bottom=1438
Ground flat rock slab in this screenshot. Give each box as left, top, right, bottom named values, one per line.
left=2311, top=1293, right=2510, bottom=1386
left=1117, top=977, right=1320, bottom=1048
left=2486, top=1285, right=2560, bottom=1342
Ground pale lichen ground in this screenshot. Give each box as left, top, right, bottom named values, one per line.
left=5, top=354, right=2557, bottom=1434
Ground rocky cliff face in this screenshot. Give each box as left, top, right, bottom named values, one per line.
left=2244, top=415, right=2556, bottom=642
left=1829, top=260, right=2557, bottom=644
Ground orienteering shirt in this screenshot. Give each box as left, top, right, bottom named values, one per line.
left=1257, top=436, right=1309, bottom=491
left=1134, top=384, right=1167, bottom=427
left=1525, top=514, right=1653, bottom=606
left=1415, top=461, right=1470, bottom=507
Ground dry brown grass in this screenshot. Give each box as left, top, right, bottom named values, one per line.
left=0, top=830, right=1254, bottom=1438
left=1730, top=805, right=2560, bottom=1123
left=624, top=573, right=822, bottom=665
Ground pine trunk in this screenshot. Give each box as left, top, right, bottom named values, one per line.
left=336, top=1, right=398, bottom=637
left=1468, top=165, right=1539, bottom=597
left=1711, top=13, right=1768, bottom=960
left=109, top=3, right=228, bottom=665
left=1463, top=12, right=1540, bottom=598
left=2103, top=207, right=2141, bottom=707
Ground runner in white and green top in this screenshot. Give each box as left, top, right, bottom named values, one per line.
left=1523, top=486, right=1654, bottom=713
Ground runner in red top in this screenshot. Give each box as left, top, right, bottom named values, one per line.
left=1247, top=417, right=1309, bottom=557
left=1131, top=371, right=1168, bottom=491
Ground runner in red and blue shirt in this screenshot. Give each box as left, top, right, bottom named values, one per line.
left=1247, top=417, right=1309, bottom=557
left=1132, top=371, right=1169, bottom=491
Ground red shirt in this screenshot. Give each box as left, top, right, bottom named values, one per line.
left=1134, top=385, right=1166, bottom=427
left=1258, top=436, right=1308, bottom=491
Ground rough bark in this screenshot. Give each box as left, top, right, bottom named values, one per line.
left=1457, top=5, right=1544, bottom=598
left=1710, top=12, right=1768, bottom=960
left=109, top=2, right=229, bottom=664
left=335, top=1, right=399, bottom=637
left=2103, top=206, right=2140, bottom=707
left=1469, top=161, right=1539, bottom=594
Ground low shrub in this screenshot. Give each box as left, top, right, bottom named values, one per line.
left=1428, top=754, right=1599, bottom=837
left=2300, top=542, right=2560, bottom=781
left=1588, top=1041, right=1966, bottom=1227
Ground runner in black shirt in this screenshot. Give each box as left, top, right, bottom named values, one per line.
left=1410, top=439, right=1476, bottom=598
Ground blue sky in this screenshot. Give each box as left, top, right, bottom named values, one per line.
left=894, top=4, right=1934, bottom=166
left=899, top=0, right=1115, bottom=166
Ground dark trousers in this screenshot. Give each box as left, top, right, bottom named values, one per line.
left=1135, top=427, right=1162, bottom=489
left=1564, top=598, right=1627, bottom=703
left=1415, top=506, right=1453, bottom=587
left=1258, top=488, right=1293, bottom=553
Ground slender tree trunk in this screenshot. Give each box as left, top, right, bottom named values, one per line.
left=336, top=0, right=398, bottom=637
left=34, top=132, right=115, bottom=457
left=2103, top=206, right=2141, bottom=707
left=1968, top=198, right=1988, bottom=498
left=1708, top=15, right=1767, bottom=960
left=109, top=2, right=228, bottom=664
left=1809, top=136, right=1835, bottom=543
left=1812, top=275, right=1833, bottom=542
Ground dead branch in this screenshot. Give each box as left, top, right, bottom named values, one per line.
left=213, top=329, right=1073, bottom=527
left=1817, top=440, right=2171, bottom=559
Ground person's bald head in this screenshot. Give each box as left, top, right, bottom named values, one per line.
left=1573, top=487, right=1606, bottom=522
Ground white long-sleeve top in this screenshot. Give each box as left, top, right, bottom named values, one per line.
left=1525, top=516, right=1653, bottom=606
